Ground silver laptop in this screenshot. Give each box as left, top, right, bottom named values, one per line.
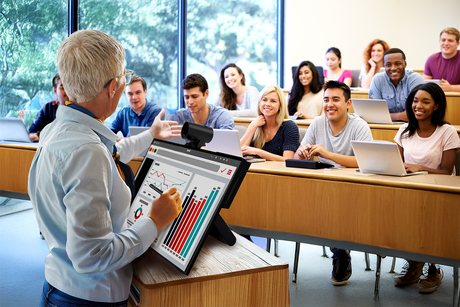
left=0, top=117, right=34, bottom=144
left=352, top=99, right=400, bottom=124
left=205, top=129, right=265, bottom=163
left=128, top=126, right=186, bottom=156
left=351, top=140, right=427, bottom=176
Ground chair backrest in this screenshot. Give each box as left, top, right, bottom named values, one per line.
left=298, top=128, right=307, bottom=143
left=291, top=66, right=325, bottom=85
left=350, top=69, right=361, bottom=87
left=234, top=125, right=247, bottom=139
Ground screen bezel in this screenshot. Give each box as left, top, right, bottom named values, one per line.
left=131, top=138, right=250, bottom=274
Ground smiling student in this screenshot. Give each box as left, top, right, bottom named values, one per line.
left=171, top=73, right=234, bottom=130
left=359, top=39, right=390, bottom=89
left=240, top=85, right=299, bottom=161
left=287, top=61, right=324, bottom=119
left=110, top=76, right=162, bottom=137
left=369, top=48, right=424, bottom=122
left=393, top=82, right=460, bottom=293
left=324, top=47, right=352, bottom=87
left=217, top=63, right=259, bottom=117
left=294, top=81, right=372, bottom=286
left=423, top=27, right=460, bottom=92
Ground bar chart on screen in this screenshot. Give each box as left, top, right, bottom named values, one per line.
left=151, top=173, right=225, bottom=265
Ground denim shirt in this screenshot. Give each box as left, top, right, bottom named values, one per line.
left=28, top=105, right=157, bottom=302
left=369, top=70, right=424, bottom=113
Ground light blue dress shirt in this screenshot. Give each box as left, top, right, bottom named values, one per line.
left=28, top=106, right=158, bottom=302
left=369, top=70, right=424, bottom=113
left=170, top=103, right=235, bottom=129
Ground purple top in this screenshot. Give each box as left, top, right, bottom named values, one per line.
left=324, top=69, right=352, bottom=83
left=424, top=50, right=460, bottom=85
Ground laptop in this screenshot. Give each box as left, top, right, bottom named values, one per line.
left=205, top=129, right=265, bottom=163
left=128, top=126, right=186, bottom=156
left=0, top=117, right=34, bottom=144
left=351, top=140, right=427, bottom=176
left=352, top=99, right=401, bottom=124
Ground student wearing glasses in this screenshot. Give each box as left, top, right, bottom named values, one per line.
left=240, top=85, right=300, bottom=161
left=393, top=82, right=460, bottom=294
left=110, top=75, right=163, bottom=137
left=29, top=30, right=183, bottom=307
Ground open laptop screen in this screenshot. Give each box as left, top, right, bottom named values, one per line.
left=127, top=139, right=250, bottom=274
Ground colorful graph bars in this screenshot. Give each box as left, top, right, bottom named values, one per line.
left=163, top=186, right=221, bottom=260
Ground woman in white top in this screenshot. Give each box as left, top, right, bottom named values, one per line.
left=393, top=82, right=460, bottom=294
left=218, top=63, right=259, bottom=117
left=359, top=39, right=390, bottom=89
left=287, top=61, right=324, bottom=119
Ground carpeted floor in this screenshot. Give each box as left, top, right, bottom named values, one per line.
left=0, top=203, right=455, bottom=307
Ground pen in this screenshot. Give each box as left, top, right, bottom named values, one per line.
left=149, top=183, right=163, bottom=194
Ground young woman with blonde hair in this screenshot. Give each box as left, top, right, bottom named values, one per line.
left=240, top=85, right=299, bottom=161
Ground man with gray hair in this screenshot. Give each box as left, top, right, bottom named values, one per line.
left=28, top=29, right=182, bottom=306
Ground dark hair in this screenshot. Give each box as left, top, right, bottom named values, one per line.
left=401, top=83, right=448, bottom=139
left=326, top=47, right=342, bottom=68
left=288, top=61, right=323, bottom=115
left=323, top=80, right=351, bottom=102
left=181, top=73, right=208, bottom=94
left=52, top=73, right=60, bottom=88
left=129, top=76, right=147, bottom=91
left=384, top=48, right=406, bottom=61
left=218, top=63, right=246, bottom=110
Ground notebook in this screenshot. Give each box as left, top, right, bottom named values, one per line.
left=352, top=99, right=401, bottom=124
left=129, top=126, right=186, bottom=157
left=351, top=140, right=427, bottom=176
left=205, top=129, right=265, bottom=163
left=0, top=117, right=34, bottom=144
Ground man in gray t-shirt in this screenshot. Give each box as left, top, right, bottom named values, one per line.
left=294, top=81, right=373, bottom=286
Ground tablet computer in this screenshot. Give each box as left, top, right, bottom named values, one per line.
left=127, top=139, right=250, bottom=274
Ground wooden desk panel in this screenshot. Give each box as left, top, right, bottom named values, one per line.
left=220, top=162, right=460, bottom=265
left=0, top=145, right=36, bottom=194
left=132, top=233, right=289, bottom=307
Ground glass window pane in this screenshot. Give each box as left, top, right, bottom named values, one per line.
left=187, top=0, right=278, bottom=105
left=79, top=0, right=178, bottom=125
left=0, top=1, right=68, bottom=128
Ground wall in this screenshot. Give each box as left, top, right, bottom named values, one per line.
left=284, top=0, right=460, bottom=89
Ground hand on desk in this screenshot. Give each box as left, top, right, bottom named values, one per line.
left=148, top=187, right=182, bottom=232
left=241, top=145, right=261, bottom=157
left=404, top=163, right=424, bottom=173
left=29, top=133, right=39, bottom=142
left=296, top=144, right=329, bottom=160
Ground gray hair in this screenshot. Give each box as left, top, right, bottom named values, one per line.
left=57, top=29, right=125, bottom=103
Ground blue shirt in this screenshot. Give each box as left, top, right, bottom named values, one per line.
left=252, top=120, right=300, bottom=156
left=28, top=105, right=158, bottom=302
left=110, top=101, right=162, bottom=137
left=29, top=100, right=59, bottom=133
left=170, top=103, right=235, bottom=130
left=369, top=70, right=424, bottom=113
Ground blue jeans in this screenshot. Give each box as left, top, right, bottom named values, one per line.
left=40, top=280, right=128, bottom=307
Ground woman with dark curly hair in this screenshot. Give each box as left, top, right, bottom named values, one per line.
left=359, top=39, right=390, bottom=88
left=217, top=63, right=259, bottom=117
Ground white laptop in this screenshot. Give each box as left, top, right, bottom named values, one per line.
left=205, top=129, right=265, bottom=163
left=351, top=140, right=427, bottom=176
left=352, top=99, right=401, bottom=124
left=0, top=117, right=34, bottom=144
left=128, top=126, right=186, bottom=156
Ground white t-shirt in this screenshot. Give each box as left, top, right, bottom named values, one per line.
left=394, top=123, right=460, bottom=174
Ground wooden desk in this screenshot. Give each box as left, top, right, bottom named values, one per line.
left=219, top=162, right=460, bottom=267
left=233, top=118, right=460, bottom=143
left=351, top=90, right=460, bottom=125
left=131, top=233, right=289, bottom=307
left=0, top=144, right=37, bottom=195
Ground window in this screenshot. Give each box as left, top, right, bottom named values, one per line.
left=187, top=0, right=278, bottom=105
left=0, top=0, right=67, bottom=128
left=79, top=0, right=178, bottom=124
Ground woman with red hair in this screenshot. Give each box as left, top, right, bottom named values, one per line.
left=359, top=39, right=390, bottom=88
